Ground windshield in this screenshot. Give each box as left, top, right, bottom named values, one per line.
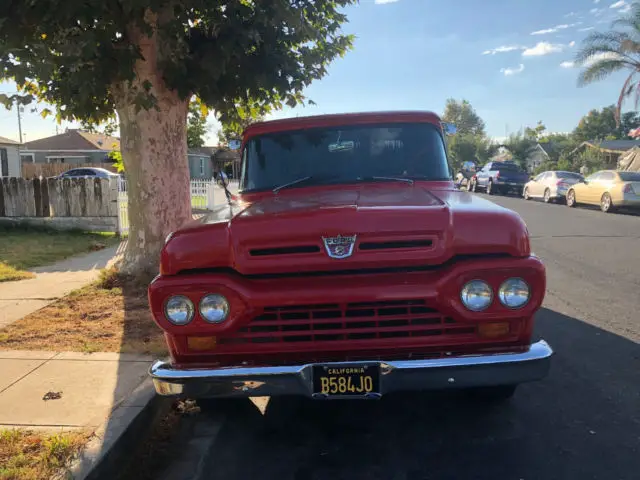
left=240, top=122, right=450, bottom=192
left=496, top=163, right=523, bottom=171
left=556, top=171, right=583, bottom=180
left=618, top=171, right=640, bottom=181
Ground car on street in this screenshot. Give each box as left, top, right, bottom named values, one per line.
left=56, top=167, right=120, bottom=179
left=148, top=111, right=552, bottom=403
left=566, top=170, right=640, bottom=212
left=469, top=161, right=530, bottom=195
left=523, top=170, right=584, bottom=203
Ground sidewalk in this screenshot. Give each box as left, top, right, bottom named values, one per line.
left=0, top=350, right=166, bottom=479
left=0, top=242, right=124, bottom=329
left=0, top=350, right=152, bottom=430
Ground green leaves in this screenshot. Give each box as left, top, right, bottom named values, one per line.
left=187, top=98, right=209, bottom=148
left=0, top=0, right=355, bottom=124
left=442, top=99, right=486, bottom=137
left=574, top=2, right=640, bottom=123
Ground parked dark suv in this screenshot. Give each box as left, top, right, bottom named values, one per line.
left=470, top=161, right=530, bottom=195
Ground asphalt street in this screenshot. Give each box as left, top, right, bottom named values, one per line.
left=160, top=193, right=640, bottom=480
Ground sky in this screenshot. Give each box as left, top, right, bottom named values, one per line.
left=0, top=0, right=635, bottom=144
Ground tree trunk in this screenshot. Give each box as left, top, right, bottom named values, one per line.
left=113, top=15, right=192, bottom=277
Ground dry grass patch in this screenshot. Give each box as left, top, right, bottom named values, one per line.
left=0, top=226, right=119, bottom=282
left=0, top=428, right=92, bottom=480
left=0, top=269, right=166, bottom=355
left=0, top=263, right=34, bottom=282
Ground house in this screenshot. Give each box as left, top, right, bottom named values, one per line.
left=569, top=139, right=640, bottom=167
left=20, top=129, right=120, bottom=165
left=213, top=148, right=241, bottom=178
left=188, top=147, right=218, bottom=179
left=0, top=136, right=21, bottom=177
left=525, top=144, right=550, bottom=173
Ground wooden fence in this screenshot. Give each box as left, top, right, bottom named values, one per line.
left=21, top=162, right=117, bottom=179
left=0, top=177, right=119, bottom=232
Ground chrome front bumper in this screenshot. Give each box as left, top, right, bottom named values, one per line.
left=150, top=340, right=552, bottom=399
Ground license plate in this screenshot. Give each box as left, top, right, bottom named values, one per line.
left=312, top=364, right=380, bottom=398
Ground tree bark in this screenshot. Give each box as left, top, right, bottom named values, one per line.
left=112, top=13, right=192, bottom=277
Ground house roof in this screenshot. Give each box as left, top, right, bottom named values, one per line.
left=213, top=148, right=241, bottom=162
left=583, top=139, right=640, bottom=153
left=0, top=135, right=20, bottom=145
left=188, top=146, right=219, bottom=156
left=538, top=142, right=557, bottom=156
left=23, top=129, right=120, bottom=151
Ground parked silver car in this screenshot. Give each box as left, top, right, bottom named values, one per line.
left=56, top=167, right=120, bottom=179
left=523, top=171, right=584, bottom=203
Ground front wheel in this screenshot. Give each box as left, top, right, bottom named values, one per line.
left=600, top=192, right=614, bottom=213
left=467, top=385, right=518, bottom=403
left=523, top=187, right=530, bottom=200
left=470, top=179, right=477, bottom=192
left=486, top=181, right=494, bottom=195
left=566, top=189, right=576, bottom=207
left=543, top=188, right=551, bottom=203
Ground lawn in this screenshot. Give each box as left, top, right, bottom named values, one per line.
left=0, top=269, right=166, bottom=355
left=0, top=226, right=119, bottom=282
left=0, top=428, right=91, bottom=480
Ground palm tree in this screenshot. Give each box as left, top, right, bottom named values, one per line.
left=575, top=2, right=640, bottom=126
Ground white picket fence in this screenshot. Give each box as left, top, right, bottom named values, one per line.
left=116, top=178, right=218, bottom=236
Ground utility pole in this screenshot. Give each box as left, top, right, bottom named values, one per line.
left=16, top=99, right=23, bottom=144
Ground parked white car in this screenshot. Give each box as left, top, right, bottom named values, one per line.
left=523, top=171, right=584, bottom=203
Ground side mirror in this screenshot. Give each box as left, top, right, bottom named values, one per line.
left=228, top=139, right=241, bottom=151
left=442, top=122, right=457, bottom=136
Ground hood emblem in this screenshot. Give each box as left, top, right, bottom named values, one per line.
left=322, top=234, right=357, bottom=259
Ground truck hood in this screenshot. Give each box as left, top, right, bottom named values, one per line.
left=161, top=185, right=531, bottom=276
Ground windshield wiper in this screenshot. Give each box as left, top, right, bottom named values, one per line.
left=358, top=176, right=414, bottom=185
left=272, top=176, right=312, bottom=194
left=272, top=175, right=340, bottom=194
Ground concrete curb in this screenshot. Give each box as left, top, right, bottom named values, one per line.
left=64, top=378, right=172, bottom=480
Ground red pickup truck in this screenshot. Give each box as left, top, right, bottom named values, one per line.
left=149, top=111, right=552, bottom=402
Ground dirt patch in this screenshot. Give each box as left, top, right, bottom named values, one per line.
left=0, top=270, right=166, bottom=355
left=0, top=428, right=92, bottom=480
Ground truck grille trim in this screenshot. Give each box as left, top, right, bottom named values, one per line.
left=359, top=239, right=433, bottom=251
left=218, top=300, right=475, bottom=345
left=249, top=245, right=320, bottom=256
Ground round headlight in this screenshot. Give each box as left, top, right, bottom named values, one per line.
left=460, top=280, right=493, bottom=312
left=165, top=295, right=194, bottom=325
left=498, top=278, right=530, bottom=309
left=199, top=294, right=230, bottom=323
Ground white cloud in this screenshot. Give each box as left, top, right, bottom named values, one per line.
left=594, top=0, right=601, bottom=3
left=565, top=12, right=576, bottom=17
left=560, top=61, right=575, bottom=68
left=530, top=23, right=580, bottom=35
left=522, top=42, right=564, bottom=56
left=374, top=0, right=399, bottom=4
left=569, top=40, right=576, bottom=47
left=579, top=26, right=595, bottom=31
left=591, top=7, right=603, bottom=15
left=482, top=45, right=524, bottom=55
left=500, top=64, right=525, bottom=76
left=610, top=1, right=626, bottom=8
left=531, top=28, right=558, bottom=35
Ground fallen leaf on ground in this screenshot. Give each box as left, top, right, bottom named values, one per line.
left=43, top=391, right=63, bottom=401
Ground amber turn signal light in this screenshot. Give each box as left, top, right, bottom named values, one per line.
left=477, top=322, right=510, bottom=338
left=187, top=336, right=217, bottom=351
